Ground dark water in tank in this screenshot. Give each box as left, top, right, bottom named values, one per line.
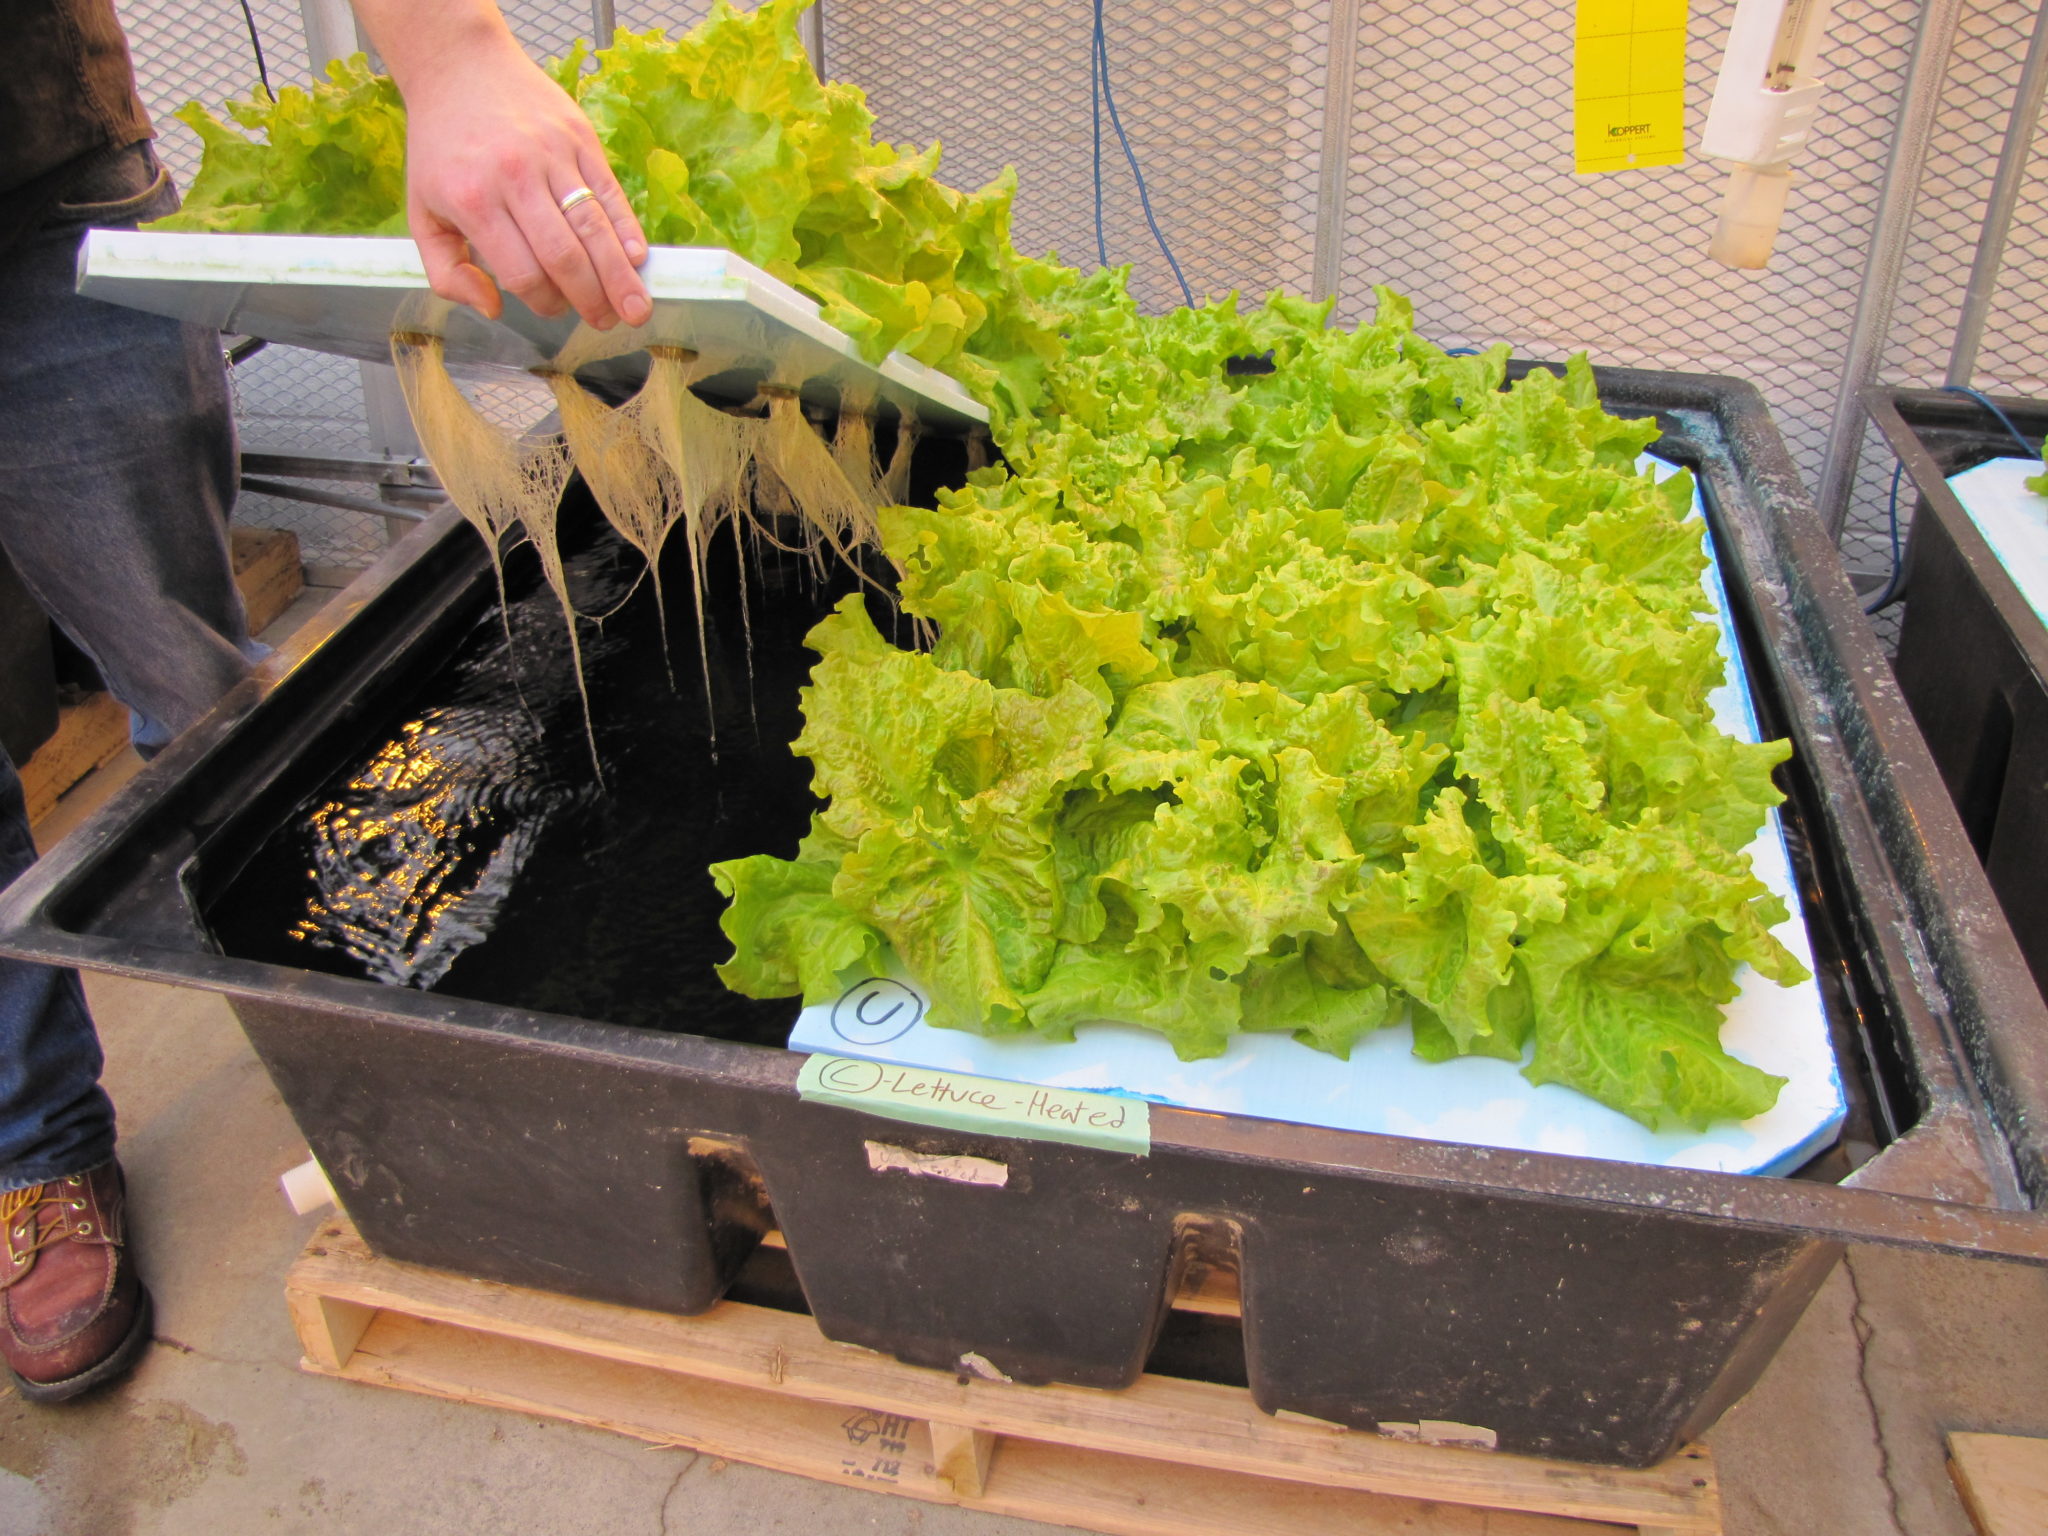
left=204, top=491, right=915, bottom=1045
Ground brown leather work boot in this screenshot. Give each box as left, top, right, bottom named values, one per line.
left=0, top=1163, right=153, bottom=1402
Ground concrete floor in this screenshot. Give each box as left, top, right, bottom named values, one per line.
left=4, top=591, right=2048, bottom=1535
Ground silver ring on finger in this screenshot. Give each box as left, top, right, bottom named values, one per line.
left=558, top=186, right=598, bottom=215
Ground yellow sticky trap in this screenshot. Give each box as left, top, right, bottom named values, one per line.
left=1575, top=0, right=1688, bottom=173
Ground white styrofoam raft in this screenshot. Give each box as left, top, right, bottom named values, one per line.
left=76, top=229, right=988, bottom=429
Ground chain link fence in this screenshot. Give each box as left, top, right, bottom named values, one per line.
left=1888, top=0, right=2048, bottom=403
left=1325, top=0, right=1933, bottom=636
left=1339, top=0, right=1916, bottom=504
left=1870, top=0, right=2048, bottom=642
left=831, top=0, right=1326, bottom=314
left=118, top=0, right=2048, bottom=603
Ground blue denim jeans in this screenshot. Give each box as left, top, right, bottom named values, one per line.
left=0, top=143, right=255, bottom=1190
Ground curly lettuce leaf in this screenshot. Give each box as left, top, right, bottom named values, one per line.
left=734, top=596, right=1110, bottom=1032
left=156, top=57, right=408, bottom=236
left=725, top=288, right=1810, bottom=1132
left=711, top=826, right=885, bottom=1004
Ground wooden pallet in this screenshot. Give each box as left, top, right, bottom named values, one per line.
left=286, top=1219, right=1721, bottom=1536
left=230, top=525, right=305, bottom=635
left=20, top=691, right=129, bottom=827
left=1949, top=1433, right=2048, bottom=1536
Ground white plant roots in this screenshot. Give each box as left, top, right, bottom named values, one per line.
left=391, top=327, right=917, bottom=759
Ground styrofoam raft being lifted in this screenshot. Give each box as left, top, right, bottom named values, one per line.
left=75, top=229, right=988, bottom=429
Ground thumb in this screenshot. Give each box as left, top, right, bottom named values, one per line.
left=414, top=211, right=503, bottom=321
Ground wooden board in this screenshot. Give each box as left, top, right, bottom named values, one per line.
left=19, top=690, right=128, bottom=826
left=1950, top=1433, right=2048, bottom=1536
left=288, top=1219, right=1722, bottom=1536
left=20, top=527, right=302, bottom=825
left=231, top=525, right=305, bottom=635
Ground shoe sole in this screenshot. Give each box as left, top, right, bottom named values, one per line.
left=6, top=1286, right=155, bottom=1405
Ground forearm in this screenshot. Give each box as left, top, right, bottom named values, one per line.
left=348, top=0, right=523, bottom=102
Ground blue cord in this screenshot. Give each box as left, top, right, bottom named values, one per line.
left=1090, top=17, right=1106, bottom=267
left=1940, top=384, right=2036, bottom=456
left=1863, top=458, right=1907, bottom=615
left=1865, top=387, right=2036, bottom=615
left=236, top=0, right=271, bottom=96
left=1092, top=0, right=1195, bottom=308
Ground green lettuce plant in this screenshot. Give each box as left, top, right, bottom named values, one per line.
left=715, top=283, right=1810, bottom=1131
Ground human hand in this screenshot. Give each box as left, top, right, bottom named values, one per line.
left=391, top=27, right=652, bottom=329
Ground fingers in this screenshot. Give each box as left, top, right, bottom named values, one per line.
left=412, top=210, right=503, bottom=320
left=555, top=168, right=653, bottom=328
left=406, top=111, right=651, bottom=330
left=475, top=175, right=644, bottom=331
left=456, top=199, right=576, bottom=321
left=580, top=144, right=648, bottom=265
left=501, top=179, right=618, bottom=327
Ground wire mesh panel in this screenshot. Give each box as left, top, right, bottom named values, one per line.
left=829, top=0, right=1327, bottom=314
left=615, top=1, right=717, bottom=37
left=502, top=3, right=719, bottom=60
left=113, top=0, right=2048, bottom=589
left=502, top=0, right=607, bottom=60
left=1884, top=1, right=2048, bottom=418
left=119, top=0, right=305, bottom=187
left=823, top=0, right=1991, bottom=597
left=1849, top=0, right=2046, bottom=645
left=1886, top=4, right=2025, bottom=396
left=1332, top=0, right=1930, bottom=590
left=225, top=346, right=382, bottom=572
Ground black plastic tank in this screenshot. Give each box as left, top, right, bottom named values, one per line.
left=6, top=367, right=2048, bottom=1468
left=1864, top=386, right=2048, bottom=1005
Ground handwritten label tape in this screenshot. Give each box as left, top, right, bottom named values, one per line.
left=798, top=1054, right=1151, bottom=1156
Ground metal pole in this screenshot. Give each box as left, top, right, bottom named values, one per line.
left=800, top=0, right=825, bottom=78
left=1814, top=0, right=1967, bottom=539
left=297, top=0, right=358, bottom=69
left=590, top=0, right=616, bottom=44
left=1310, top=0, right=1364, bottom=305
left=1946, top=0, right=2048, bottom=388
left=297, top=0, right=415, bottom=544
